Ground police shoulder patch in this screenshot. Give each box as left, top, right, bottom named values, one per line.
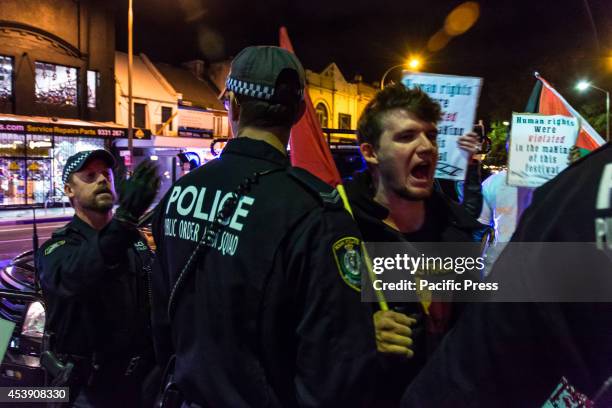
left=332, top=236, right=363, bottom=292
left=44, top=240, right=66, bottom=256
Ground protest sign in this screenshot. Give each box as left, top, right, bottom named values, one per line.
left=402, top=72, right=482, bottom=181
left=508, top=113, right=579, bottom=187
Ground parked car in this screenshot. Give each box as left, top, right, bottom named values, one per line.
left=0, top=250, right=45, bottom=387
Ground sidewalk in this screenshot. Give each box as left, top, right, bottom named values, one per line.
left=0, top=206, right=74, bottom=226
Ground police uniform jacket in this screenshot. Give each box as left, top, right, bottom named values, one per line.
left=36, top=216, right=154, bottom=361
left=151, top=137, right=377, bottom=407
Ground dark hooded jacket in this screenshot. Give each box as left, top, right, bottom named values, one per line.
left=344, top=169, right=491, bottom=407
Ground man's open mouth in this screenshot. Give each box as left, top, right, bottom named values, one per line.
left=411, top=162, right=431, bottom=180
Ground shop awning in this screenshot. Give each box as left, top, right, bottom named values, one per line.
left=0, top=114, right=151, bottom=139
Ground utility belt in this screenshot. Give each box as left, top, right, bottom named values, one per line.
left=42, top=350, right=151, bottom=388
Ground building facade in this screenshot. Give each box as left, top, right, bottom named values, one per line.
left=115, top=54, right=231, bottom=201
left=306, top=63, right=377, bottom=140
left=0, top=0, right=121, bottom=208
left=156, top=59, right=228, bottom=140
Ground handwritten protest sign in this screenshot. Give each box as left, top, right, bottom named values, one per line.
left=402, top=72, right=482, bottom=181
left=508, top=113, right=579, bottom=188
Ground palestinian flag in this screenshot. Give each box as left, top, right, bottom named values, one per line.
left=525, top=72, right=606, bottom=157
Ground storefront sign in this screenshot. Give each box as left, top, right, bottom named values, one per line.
left=0, top=121, right=151, bottom=139
left=507, top=113, right=579, bottom=188
left=177, top=107, right=215, bottom=130
left=402, top=72, right=483, bottom=181
left=178, top=129, right=213, bottom=138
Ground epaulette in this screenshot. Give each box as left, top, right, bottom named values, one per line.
left=287, top=167, right=343, bottom=209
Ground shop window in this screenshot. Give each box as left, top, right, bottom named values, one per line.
left=134, top=103, right=146, bottom=129
left=25, top=134, right=52, bottom=157
left=87, top=70, right=100, bottom=109
left=35, top=62, right=77, bottom=105
left=0, top=133, right=25, bottom=156
left=53, top=136, right=105, bottom=194
left=161, top=106, right=173, bottom=131
left=315, top=103, right=329, bottom=128
left=0, top=157, right=25, bottom=206
left=338, top=113, right=352, bottom=130
left=26, top=159, right=51, bottom=204
left=0, top=133, right=106, bottom=207
left=0, top=55, right=13, bottom=103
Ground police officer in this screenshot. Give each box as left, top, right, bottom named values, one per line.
left=36, top=150, right=160, bottom=406
left=151, top=46, right=377, bottom=407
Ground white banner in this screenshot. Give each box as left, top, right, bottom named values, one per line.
left=402, top=72, right=482, bottom=181
left=507, top=113, right=579, bottom=188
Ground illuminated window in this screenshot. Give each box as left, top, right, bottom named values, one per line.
left=35, top=62, right=77, bottom=105
left=338, top=113, right=352, bottom=129
left=87, top=70, right=99, bottom=108
left=0, top=56, right=13, bottom=103
left=315, top=103, right=329, bottom=128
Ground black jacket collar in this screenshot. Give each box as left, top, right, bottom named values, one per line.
left=221, top=137, right=289, bottom=167
left=345, top=170, right=484, bottom=240
left=67, top=215, right=98, bottom=237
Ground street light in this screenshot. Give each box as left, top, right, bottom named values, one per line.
left=380, top=56, right=423, bottom=90
left=407, top=57, right=423, bottom=70
left=576, top=80, right=610, bottom=142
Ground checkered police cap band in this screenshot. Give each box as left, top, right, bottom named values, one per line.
left=226, top=77, right=275, bottom=100
left=62, top=151, right=92, bottom=185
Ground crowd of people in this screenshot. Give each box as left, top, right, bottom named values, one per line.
left=34, top=45, right=612, bottom=407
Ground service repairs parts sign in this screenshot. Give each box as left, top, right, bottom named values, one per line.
left=508, top=113, right=579, bottom=188
left=402, top=72, right=483, bottom=181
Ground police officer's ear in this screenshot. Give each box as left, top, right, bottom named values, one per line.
left=229, top=92, right=241, bottom=122
left=64, top=176, right=76, bottom=199
left=360, top=142, right=379, bottom=166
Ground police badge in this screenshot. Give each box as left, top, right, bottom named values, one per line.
left=332, top=236, right=363, bottom=292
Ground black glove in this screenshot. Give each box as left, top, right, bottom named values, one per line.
left=115, top=160, right=160, bottom=226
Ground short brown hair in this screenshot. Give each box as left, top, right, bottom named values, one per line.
left=357, top=84, right=442, bottom=149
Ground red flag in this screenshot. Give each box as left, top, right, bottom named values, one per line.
left=279, top=27, right=389, bottom=311
left=279, top=27, right=342, bottom=187
left=535, top=73, right=605, bottom=152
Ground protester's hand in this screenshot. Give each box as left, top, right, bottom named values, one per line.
left=115, top=160, right=160, bottom=225
left=374, top=310, right=416, bottom=358
left=567, top=145, right=582, bottom=165
left=457, top=132, right=481, bottom=155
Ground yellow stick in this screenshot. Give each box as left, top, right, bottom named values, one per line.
left=336, top=184, right=389, bottom=311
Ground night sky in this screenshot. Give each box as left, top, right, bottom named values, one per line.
left=114, top=0, right=612, bottom=122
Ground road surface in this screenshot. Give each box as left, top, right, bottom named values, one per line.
left=0, top=221, right=68, bottom=261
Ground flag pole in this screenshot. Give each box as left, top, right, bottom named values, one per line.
left=337, top=184, right=389, bottom=310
